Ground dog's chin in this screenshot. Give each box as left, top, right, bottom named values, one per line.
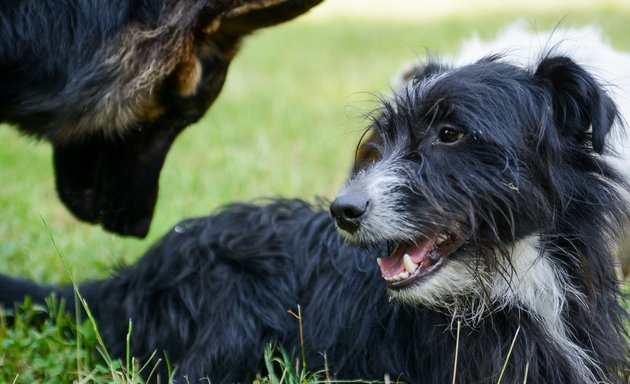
left=377, top=233, right=467, bottom=291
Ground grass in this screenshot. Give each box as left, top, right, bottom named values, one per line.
left=0, top=297, right=101, bottom=384
left=1, top=1, right=630, bottom=382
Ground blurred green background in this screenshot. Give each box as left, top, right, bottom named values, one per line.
left=1, top=0, right=629, bottom=285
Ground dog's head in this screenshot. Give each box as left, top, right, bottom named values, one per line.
left=331, top=56, right=624, bottom=310
left=52, top=0, right=322, bottom=237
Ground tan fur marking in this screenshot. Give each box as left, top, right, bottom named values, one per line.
left=145, top=100, right=166, bottom=121
left=202, top=18, right=222, bottom=35
left=175, top=54, right=202, bottom=97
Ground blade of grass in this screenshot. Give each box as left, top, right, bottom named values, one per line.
left=42, top=217, right=120, bottom=382
left=126, top=320, right=132, bottom=376
left=136, top=350, right=159, bottom=380
left=452, top=320, right=461, bottom=384
left=497, top=325, right=521, bottom=384
left=75, top=288, right=84, bottom=383
left=287, top=305, right=306, bottom=375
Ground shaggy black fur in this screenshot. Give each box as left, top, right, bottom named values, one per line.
left=0, top=0, right=322, bottom=237
left=1, top=54, right=629, bottom=383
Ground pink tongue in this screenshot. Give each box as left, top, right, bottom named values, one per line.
left=379, top=240, right=434, bottom=278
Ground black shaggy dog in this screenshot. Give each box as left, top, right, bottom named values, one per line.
left=2, top=52, right=630, bottom=383
left=0, top=0, right=322, bottom=237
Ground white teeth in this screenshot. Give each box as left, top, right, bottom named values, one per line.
left=383, top=270, right=411, bottom=282
left=376, top=257, right=382, bottom=267
left=435, top=234, right=448, bottom=245
left=403, top=254, right=418, bottom=274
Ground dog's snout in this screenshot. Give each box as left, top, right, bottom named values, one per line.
left=330, top=192, right=370, bottom=233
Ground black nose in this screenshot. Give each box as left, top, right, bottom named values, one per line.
left=330, top=192, right=370, bottom=233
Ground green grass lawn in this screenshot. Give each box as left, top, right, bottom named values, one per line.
left=1, top=1, right=629, bottom=382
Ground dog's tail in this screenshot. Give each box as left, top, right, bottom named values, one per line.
left=0, top=274, right=75, bottom=310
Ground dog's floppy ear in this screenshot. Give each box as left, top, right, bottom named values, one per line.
left=534, top=56, right=617, bottom=153
left=395, top=60, right=448, bottom=88
left=218, top=0, right=323, bottom=35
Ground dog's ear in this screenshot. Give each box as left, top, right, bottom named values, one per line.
left=218, top=0, right=323, bottom=35
left=396, top=61, right=447, bottom=87
left=534, top=56, right=617, bottom=153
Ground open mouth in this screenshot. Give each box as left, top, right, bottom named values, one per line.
left=378, top=233, right=466, bottom=290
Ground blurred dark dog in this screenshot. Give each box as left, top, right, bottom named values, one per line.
left=1, top=36, right=629, bottom=382
left=0, top=0, right=322, bottom=237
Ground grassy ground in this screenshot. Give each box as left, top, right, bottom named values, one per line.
left=0, top=0, right=629, bottom=382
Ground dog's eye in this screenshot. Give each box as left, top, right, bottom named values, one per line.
left=437, top=126, right=464, bottom=144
